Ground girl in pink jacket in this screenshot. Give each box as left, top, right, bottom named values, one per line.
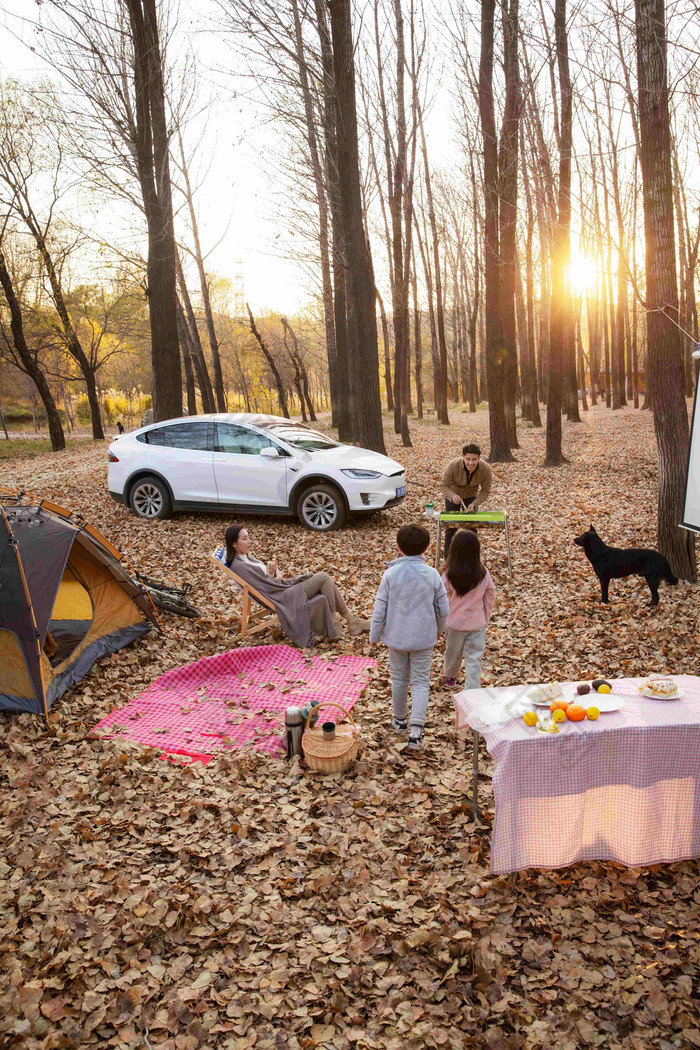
left=442, top=529, right=496, bottom=688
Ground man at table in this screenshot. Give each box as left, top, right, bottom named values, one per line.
left=440, top=443, right=493, bottom=557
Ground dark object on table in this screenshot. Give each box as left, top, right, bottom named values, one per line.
left=577, top=683, right=591, bottom=695
left=592, top=678, right=612, bottom=692
left=573, top=525, right=678, bottom=607
left=133, top=573, right=201, bottom=618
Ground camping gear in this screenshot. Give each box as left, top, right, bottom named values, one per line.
left=134, top=573, right=201, bottom=618
left=434, top=510, right=512, bottom=579
left=302, top=702, right=360, bottom=773
left=285, top=706, right=303, bottom=758
left=0, top=488, right=161, bottom=716
left=454, top=675, right=700, bottom=874
left=423, top=502, right=435, bottom=518
left=299, top=700, right=320, bottom=729
left=322, top=722, right=336, bottom=740
left=94, top=644, right=375, bottom=763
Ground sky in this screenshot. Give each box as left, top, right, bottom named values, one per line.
left=0, top=0, right=324, bottom=314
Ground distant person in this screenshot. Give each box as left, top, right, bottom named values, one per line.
left=370, top=524, right=449, bottom=751
left=439, top=443, right=493, bottom=557
left=442, top=529, right=495, bottom=689
left=141, top=407, right=154, bottom=428
left=117, top=421, right=125, bottom=435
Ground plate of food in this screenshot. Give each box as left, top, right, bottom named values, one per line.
left=637, top=675, right=684, bottom=700
left=527, top=683, right=564, bottom=707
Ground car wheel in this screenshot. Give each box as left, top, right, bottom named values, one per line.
left=297, top=484, right=347, bottom=532
left=129, top=476, right=172, bottom=520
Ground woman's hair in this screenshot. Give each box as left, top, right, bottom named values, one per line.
left=445, top=528, right=486, bottom=596
left=225, top=524, right=245, bottom=565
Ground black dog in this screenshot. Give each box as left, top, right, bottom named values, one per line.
left=574, top=525, right=678, bottom=606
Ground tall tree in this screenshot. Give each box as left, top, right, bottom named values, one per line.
left=478, top=0, right=513, bottom=461
left=545, top=0, right=572, bottom=466
left=329, top=0, right=386, bottom=453
left=499, top=0, right=521, bottom=449
left=634, top=0, right=696, bottom=579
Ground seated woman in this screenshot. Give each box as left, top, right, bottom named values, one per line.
left=224, top=524, right=369, bottom=646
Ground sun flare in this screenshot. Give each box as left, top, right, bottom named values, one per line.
left=568, top=255, right=598, bottom=293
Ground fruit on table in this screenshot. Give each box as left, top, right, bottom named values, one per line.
left=577, top=684, right=591, bottom=695
left=566, top=703, right=586, bottom=721
left=550, top=699, right=569, bottom=712
left=523, top=711, right=538, bottom=727
left=586, top=706, right=600, bottom=720
left=592, top=678, right=612, bottom=692
left=552, top=709, right=566, bottom=723
left=597, top=684, right=611, bottom=694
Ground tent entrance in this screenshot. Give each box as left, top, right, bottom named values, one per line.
left=46, top=565, right=94, bottom=667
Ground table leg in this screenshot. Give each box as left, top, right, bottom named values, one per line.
left=435, top=516, right=442, bottom=567
left=472, top=729, right=479, bottom=822
left=504, top=512, right=513, bottom=580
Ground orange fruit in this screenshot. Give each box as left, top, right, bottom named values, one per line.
left=550, top=699, right=569, bottom=713
left=566, top=704, right=586, bottom=722
left=552, top=709, right=566, bottom=723
left=523, top=711, right=538, bottom=727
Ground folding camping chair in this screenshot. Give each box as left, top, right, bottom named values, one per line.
left=211, top=548, right=280, bottom=641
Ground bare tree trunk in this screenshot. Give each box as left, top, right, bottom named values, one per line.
left=125, top=0, right=182, bottom=422
left=412, top=266, right=423, bottom=418
left=175, top=254, right=216, bottom=413
left=376, top=290, right=394, bottom=413
left=499, top=0, right=520, bottom=449
left=0, top=248, right=65, bottom=451
left=177, top=304, right=197, bottom=416
left=247, top=304, right=290, bottom=419
left=329, top=0, right=386, bottom=453
left=545, top=0, right=571, bottom=466
left=479, top=0, right=512, bottom=461
left=634, top=0, right=696, bottom=580
left=281, top=316, right=317, bottom=421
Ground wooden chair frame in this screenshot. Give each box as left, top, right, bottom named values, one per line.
left=211, top=550, right=280, bottom=641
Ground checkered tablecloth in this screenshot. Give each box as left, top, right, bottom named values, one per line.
left=95, top=644, right=375, bottom=763
left=454, top=676, right=700, bottom=874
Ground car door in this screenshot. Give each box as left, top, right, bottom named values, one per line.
left=145, top=421, right=216, bottom=503
left=213, top=423, right=289, bottom=507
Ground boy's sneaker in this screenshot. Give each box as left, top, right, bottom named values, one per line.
left=407, top=728, right=423, bottom=750
left=392, top=717, right=408, bottom=734
left=444, top=676, right=457, bottom=688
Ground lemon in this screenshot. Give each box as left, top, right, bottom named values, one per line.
left=597, top=684, right=611, bottom=694
left=586, top=706, right=600, bottom=720
left=552, top=709, right=566, bottom=723
left=523, top=711, right=538, bottom=727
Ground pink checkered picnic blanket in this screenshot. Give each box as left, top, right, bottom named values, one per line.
left=454, top=676, right=700, bottom=874
left=95, top=644, right=376, bottom=763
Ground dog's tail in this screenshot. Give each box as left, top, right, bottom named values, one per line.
left=662, top=558, right=679, bottom=586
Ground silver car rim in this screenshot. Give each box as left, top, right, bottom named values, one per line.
left=133, top=483, right=163, bottom=518
left=301, top=491, right=338, bottom=530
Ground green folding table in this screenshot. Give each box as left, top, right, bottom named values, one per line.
left=434, top=510, right=512, bottom=579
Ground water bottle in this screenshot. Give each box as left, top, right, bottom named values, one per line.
left=423, top=502, right=435, bottom=519
left=285, top=707, right=303, bottom=759
left=298, top=700, right=320, bottom=731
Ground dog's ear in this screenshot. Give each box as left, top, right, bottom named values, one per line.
left=589, top=524, right=596, bottom=533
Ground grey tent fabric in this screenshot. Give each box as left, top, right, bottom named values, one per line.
left=5, top=506, right=76, bottom=644
left=46, top=622, right=152, bottom=705
left=0, top=514, right=46, bottom=712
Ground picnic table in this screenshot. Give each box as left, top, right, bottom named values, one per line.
left=434, top=510, right=512, bottom=579
left=454, top=675, right=700, bottom=874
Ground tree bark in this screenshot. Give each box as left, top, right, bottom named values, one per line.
left=499, top=0, right=520, bottom=449
left=124, top=0, right=182, bottom=422
left=377, top=290, right=394, bottom=413
left=634, top=0, right=696, bottom=579
left=175, top=254, right=216, bottom=413
left=329, top=0, right=386, bottom=453
left=479, top=0, right=513, bottom=461
left=177, top=302, right=197, bottom=415
left=0, top=248, right=65, bottom=451
left=247, top=305, right=290, bottom=418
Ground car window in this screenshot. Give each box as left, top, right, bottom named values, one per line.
left=146, top=422, right=213, bottom=450
left=260, top=423, right=338, bottom=451
left=216, top=423, right=284, bottom=455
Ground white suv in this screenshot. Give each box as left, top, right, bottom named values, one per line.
left=107, top=414, right=407, bottom=532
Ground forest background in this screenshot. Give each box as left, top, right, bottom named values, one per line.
left=0, top=0, right=698, bottom=578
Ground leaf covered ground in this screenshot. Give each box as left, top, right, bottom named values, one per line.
left=1, top=406, right=699, bottom=1050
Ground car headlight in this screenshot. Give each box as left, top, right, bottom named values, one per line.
left=341, top=468, right=383, bottom=479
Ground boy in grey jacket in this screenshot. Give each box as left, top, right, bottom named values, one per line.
left=370, top=524, right=449, bottom=750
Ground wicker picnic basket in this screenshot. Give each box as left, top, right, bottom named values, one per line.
left=301, top=702, right=360, bottom=773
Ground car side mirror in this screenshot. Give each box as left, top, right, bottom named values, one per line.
left=259, top=446, right=279, bottom=459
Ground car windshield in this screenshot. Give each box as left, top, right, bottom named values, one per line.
left=258, top=423, right=339, bottom=451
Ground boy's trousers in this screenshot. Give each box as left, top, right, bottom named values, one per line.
left=388, top=647, right=433, bottom=730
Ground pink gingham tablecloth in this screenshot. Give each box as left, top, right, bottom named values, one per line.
left=454, top=676, right=700, bottom=874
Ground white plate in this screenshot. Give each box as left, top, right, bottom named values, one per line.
left=527, top=686, right=564, bottom=706
left=586, top=693, right=626, bottom=713
left=638, top=685, right=684, bottom=700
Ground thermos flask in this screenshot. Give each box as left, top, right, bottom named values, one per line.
left=285, top=707, right=303, bottom=759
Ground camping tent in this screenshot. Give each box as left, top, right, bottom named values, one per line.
left=0, top=488, right=161, bottom=716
